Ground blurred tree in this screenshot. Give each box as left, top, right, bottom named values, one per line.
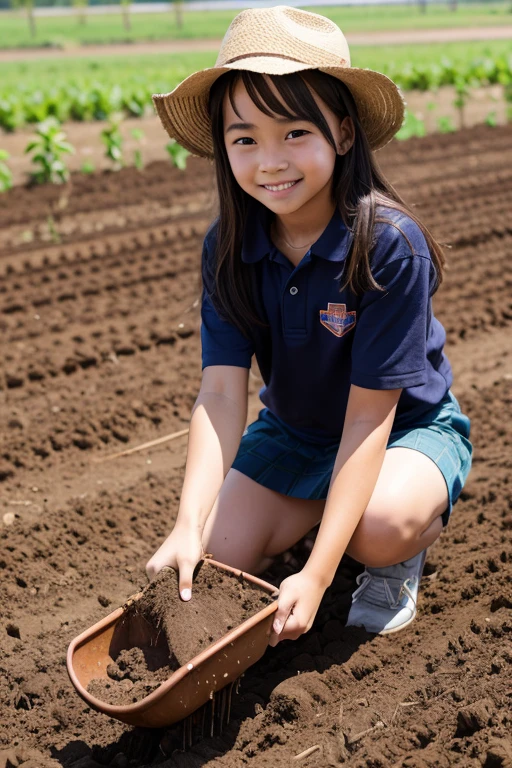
left=10, top=0, right=36, bottom=38
left=72, top=0, right=88, bottom=25
left=121, top=0, right=131, bottom=31
left=174, top=0, right=183, bottom=29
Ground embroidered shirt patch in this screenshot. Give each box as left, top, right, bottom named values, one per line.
left=319, top=303, right=356, bottom=338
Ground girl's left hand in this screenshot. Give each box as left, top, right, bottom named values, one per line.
left=268, top=570, right=326, bottom=646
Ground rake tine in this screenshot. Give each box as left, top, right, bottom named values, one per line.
left=219, top=686, right=227, bottom=731
left=201, top=702, right=206, bottom=740
left=210, top=692, right=215, bottom=739
left=227, top=681, right=234, bottom=725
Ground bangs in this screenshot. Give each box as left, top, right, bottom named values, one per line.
left=227, top=71, right=336, bottom=150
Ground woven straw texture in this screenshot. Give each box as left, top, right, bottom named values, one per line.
left=152, top=6, right=405, bottom=158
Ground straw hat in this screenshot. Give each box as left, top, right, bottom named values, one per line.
left=152, top=5, right=405, bottom=158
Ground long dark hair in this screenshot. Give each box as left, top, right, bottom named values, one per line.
left=207, top=69, right=445, bottom=337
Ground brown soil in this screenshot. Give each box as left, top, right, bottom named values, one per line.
left=87, top=563, right=275, bottom=705
left=88, top=647, right=175, bottom=707
left=1, top=25, right=511, bottom=62
left=1, top=124, right=511, bottom=768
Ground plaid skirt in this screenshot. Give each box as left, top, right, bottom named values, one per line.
left=231, top=390, right=472, bottom=527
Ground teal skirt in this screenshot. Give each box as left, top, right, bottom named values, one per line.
left=232, top=390, right=472, bottom=527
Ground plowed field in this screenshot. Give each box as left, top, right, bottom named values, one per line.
left=1, top=124, right=511, bottom=768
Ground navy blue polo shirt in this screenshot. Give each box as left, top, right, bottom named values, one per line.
left=201, top=201, right=452, bottom=445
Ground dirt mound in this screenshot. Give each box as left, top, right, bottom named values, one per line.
left=1, top=124, right=511, bottom=767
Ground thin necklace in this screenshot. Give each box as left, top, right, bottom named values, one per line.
left=272, top=222, right=319, bottom=250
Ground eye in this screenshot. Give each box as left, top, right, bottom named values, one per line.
left=233, top=137, right=255, bottom=145
left=288, top=129, right=309, bottom=139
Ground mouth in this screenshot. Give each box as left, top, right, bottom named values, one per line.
left=260, top=179, right=302, bottom=193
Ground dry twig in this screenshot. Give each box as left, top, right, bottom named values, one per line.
left=346, top=720, right=385, bottom=745
left=390, top=700, right=420, bottom=724
left=92, top=428, right=189, bottom=462
left=292, top=744, right=321, bottom=761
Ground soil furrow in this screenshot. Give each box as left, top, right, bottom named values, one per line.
left=1, top=123, right=511, bottom=768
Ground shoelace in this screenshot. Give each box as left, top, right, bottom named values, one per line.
left=351, top=572, right=418, bottom=610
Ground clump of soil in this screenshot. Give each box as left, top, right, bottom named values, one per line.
left=87, top=561, right=276, bottom=705
left=88, top=647, right=175, bottom=705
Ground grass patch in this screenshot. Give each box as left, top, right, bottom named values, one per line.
left=0, top=40, right=510, bottom=130
left=1, top=40, right=510, bottom=87
left=0, top=2, right=511, bottom=49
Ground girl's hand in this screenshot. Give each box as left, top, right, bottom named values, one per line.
left=145, top=522, right=204, bottom=601
left=268, top=570, right=326, bottom=646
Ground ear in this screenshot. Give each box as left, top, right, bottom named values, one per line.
left=337, top=116, right=355, bottom=156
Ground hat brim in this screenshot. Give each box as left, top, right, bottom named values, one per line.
left=152, top=58, right=404, bottom=158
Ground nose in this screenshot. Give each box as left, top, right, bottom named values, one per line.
left=258, top=151, right=289, bottom=174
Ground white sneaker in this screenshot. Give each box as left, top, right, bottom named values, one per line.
left=346, top=549, right=427, bottom=635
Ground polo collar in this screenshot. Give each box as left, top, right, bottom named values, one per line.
left=241, top=200, right=353, bottom=264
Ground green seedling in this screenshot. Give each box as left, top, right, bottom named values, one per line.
left=437, top=116, right=456, bottom=133
left=0, top=149, right=13, bottom=192
left=396, top=111, right=426, bottom=141
left=25, top=117, right=75, bottom=185
left=80, top=160, right=95, bottom=174
left=453, top=77, right=470, bottom=130
left=101, top=118, right=124, bottom=170
left=165, top=139, right=190, bottom=170
left=131, top=128, right=144, bottom=170
left=504, top=83, right=512, bottom=123
left=47, top=215, right=61, bottom=244
left=485, top=111, right=498, bottom=128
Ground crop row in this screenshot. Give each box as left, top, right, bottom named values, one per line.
left=1, top=52, right=512, bottom=132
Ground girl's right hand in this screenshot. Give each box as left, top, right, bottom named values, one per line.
left=145, top=522, right=204, bottom=601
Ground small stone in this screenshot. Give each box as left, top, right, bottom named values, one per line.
left=97, top=595, right=110, bottom=608
left=3, top=512, right=15, bottom=526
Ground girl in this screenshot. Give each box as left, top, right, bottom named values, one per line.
left=147, top=6, right=472, bottom=642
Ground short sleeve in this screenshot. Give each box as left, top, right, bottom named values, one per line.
left=200, top=234, right=254, bottom=370
left=350, top=254, right=431, bottom=389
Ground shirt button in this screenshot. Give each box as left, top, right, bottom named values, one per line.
left=289, top=286, right=299, bottom=295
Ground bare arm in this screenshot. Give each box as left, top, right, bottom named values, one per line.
left=146, top=365, right=249, bottom=591
left=270, top=384, right=401, bottom=642
left=178, top=364, right=249, bottom=533
left=304, top=384, right=402, bottom=588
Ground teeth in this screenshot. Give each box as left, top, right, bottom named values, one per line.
left=264, top=181, right=298, bottom=191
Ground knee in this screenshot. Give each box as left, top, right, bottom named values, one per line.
left=347, top=501, right=417, bottom=567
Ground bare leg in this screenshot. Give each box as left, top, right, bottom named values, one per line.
left=346, top=447, right=449, bottom=567
left=202, top=468, right=324, bottom=575
left=204, top=446, right=449, bottom=576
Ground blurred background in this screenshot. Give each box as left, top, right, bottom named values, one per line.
left=0, top=0, right=511, bottom=182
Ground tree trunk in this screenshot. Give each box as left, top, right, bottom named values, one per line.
left=27, top=2, right=36, bottom=38
left=174, top=0, right=183, bottom=29
left=122, top=4, right=131, bottom=31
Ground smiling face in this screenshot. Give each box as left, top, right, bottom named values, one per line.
left=222, top=75, right=354, bottom=225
